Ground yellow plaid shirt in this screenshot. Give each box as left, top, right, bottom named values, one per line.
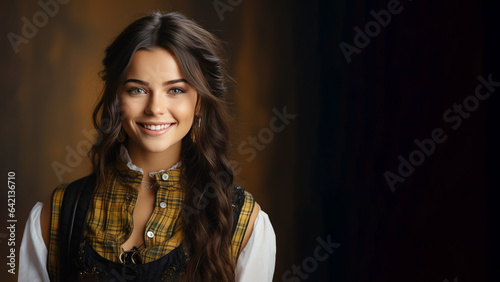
left=47, top=158, right=255, bottom=280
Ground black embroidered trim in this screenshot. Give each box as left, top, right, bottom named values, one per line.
left=76, top=241, right=109, bottom=281
left=72, top=185, right=247, bottom=281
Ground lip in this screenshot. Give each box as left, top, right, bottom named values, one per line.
left=137, top=122, right=175, bottom=136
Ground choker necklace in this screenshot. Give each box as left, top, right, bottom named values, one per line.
left=141, top=180, right=156, bottom=189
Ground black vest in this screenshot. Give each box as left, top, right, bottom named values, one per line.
left=58, top=174, right=248, bottom=281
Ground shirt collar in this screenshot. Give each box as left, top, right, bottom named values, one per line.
left=119, top=144, right=180, bottom=176
left=113, top=144, right=182, bottom=190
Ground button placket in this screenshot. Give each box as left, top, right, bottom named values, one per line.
left=162, top=173, right=169, bottom=181
left=147, top=230, right=154, bottom=238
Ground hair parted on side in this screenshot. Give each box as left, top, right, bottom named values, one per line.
left=89, top=11, right=236, bottom=281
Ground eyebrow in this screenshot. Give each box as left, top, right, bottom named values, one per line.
left=123, top=78, right=188, bottom=86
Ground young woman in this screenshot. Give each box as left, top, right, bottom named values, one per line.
left=19, top=11, right=276, bottom=281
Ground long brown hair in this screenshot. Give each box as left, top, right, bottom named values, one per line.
left=89, top=12, right=235, bottom=281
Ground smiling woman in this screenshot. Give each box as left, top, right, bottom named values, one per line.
left=18, top=11, right=275, bottom=282
left=120, top=48, right=198, bottom=164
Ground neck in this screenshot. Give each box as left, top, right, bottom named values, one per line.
left=125, top=142, right=181, bottom=181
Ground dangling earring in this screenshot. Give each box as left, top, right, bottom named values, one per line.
left=117, top=128, right=126, bottom=143
left=190, top=128, right=196, bottom=143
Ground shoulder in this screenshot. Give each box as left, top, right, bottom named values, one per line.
left=232, top=185, right=255, bottom=212
left=40, top=173, right=97, bottom=247
left=231, top=185, right=260, bottom=256
left=231, top=185, right=257, bottom=223
left=40, top=173, right=97, bottom=244
left=40, top=183, right=68, bottom=248
left=240, top=201, right=259, bottom=254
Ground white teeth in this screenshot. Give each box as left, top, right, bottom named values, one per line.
left=142, top=124, right=171, bottom=131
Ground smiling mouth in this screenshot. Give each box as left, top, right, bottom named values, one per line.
left=138, top=123, right=174, bottom=131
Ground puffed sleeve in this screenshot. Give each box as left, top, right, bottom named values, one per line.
left=19, top=202, right=50, bottom=282
left=235, top=209, right=276, bottom=281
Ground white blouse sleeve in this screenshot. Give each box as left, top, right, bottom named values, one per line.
left=235, top=209, right=276, bottom=282
left=18, top=202, right=276, bottom=282
left=19, top=202, right=50, bottom=282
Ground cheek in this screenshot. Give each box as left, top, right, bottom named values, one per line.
left=120, top=106, right=132, bottom=122
left=120, top=100, right=141, bottom=121
left=172, top=96, right=197, bottom=121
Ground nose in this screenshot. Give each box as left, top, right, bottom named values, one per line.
left=145, top=91, right=166, bottom=116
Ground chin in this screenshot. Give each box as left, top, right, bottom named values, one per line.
left=141, top=139, right=181, bottom=154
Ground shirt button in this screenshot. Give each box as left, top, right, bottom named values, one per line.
left=160, top=202, right=167, bottom=208
left=162, top=174, right=169, bottom=181
left=147, top=231, right=154, bottom=238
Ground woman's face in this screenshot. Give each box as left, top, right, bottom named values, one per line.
left=119, top=47, right=198, bottom=156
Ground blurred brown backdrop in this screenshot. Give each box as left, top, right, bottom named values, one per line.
left=0, top=1, right=297, bottom=281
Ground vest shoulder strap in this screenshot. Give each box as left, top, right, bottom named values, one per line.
left=58, top=173, right=96, bottom=280
left=231, top=184, right=256, bottom=258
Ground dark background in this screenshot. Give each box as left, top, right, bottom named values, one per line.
left=1, top=0, right=498, bottom=281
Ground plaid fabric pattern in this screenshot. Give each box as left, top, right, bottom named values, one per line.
left=47, top=183, right=67, bottom=281
left=47, top=159, right=255, bottom=281
left=231, top=189, right=255, bottom=258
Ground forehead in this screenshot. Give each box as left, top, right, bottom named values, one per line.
left=126, top=47, right=185, bottom=80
